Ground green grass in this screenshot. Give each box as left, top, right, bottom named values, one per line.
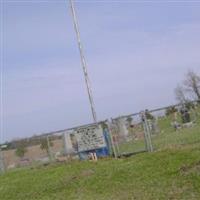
left=116, top=121, right=200, bottom=155
left=118, top=109, right=200, bottom=154
left=152, top=124, right=200, bottom=149
left=0, top=110, right=200, bottom=200
left=0, top=144, right=200, bottom=200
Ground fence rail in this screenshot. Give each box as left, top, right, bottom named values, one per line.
left=1, top=100, right=199, bottom=171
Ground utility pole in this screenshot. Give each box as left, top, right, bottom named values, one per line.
left=69, top=0, right=97, bottom=123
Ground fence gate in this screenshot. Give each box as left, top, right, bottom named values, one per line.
left=110, top=112, right=153, bottom=157
left=143, top=102, right=200, bottom=151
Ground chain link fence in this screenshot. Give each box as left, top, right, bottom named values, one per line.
left=1, top=134, right=60, bottom=169
left=145, top=102, right=200, bottom=151
left=0, top=121, right=111, bottom=170
left=107, top=101, right=200, bottom=157
left=1, top=101, right=199, bottom=171
left=109, top=112, right=152, bottom=157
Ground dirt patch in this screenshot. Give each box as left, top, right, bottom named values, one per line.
left=2, top=139, right=64, bottom=169
left=60, top=169, right=95, bottom=186
left=180, top=161, right=200, bottom=175
left=80, top=169, right=95, bottom=177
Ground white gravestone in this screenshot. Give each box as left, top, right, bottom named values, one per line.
left=63, top=130, right=74, bottom=154
left=117, top=118, right=129, bottom=137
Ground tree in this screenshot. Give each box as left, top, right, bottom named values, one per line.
left=165, top=106, right=177, bottom=116
left=126, top=116, right=133, bottom=126
left=183, top=70, right=200, bottom=101
left=175, top=70, right=200, bottom=103
left=15, top=141, right=27, bottom=159
left=40, top=137, right=53, bottom=155
left=145, top=109, right=154, bottom=120
left=175, top=85, right=188, bottom=104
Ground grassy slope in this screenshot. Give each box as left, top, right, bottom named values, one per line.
left=0, top=113, right=200, bottom=200
left=0, top=144, right=200, bottom=199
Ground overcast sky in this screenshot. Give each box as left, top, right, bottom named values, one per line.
left=1, top=0, right=200, bottom=142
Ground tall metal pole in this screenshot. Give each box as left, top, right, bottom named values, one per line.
left=69, top=0, right=97, bottom=123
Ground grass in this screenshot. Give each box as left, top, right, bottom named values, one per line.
left=0, top=144, right=200, bottom=200
left=118, top=109, right=200, bottom=154
left=0, top=110, right=200, bottom=200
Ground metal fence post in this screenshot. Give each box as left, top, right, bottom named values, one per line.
left=47, top=136, right=53, bottom=162
left=63, top=132, right=68, bottom=156
left=141, top=115, right=149, bottom=152
left=141, top=111, right=153, bottom=152
left=0, top=147, right=5, bottom=173
left=107, top=121, right=118, bottom=158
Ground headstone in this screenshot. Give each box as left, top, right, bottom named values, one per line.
left=117, top=118, right=129, bottom=138
left=63, top=131, right=74, bottom=154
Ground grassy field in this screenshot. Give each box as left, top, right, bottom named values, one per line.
left=118, top=124, right=200, bottom=154
left=0, top=111, right=200, bottom=200
left=118, top=109, right=200, bottom=154
left=0, top=137, right=200, bottom=199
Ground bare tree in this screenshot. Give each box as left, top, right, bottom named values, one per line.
left=175, top=85, right=188, bottom=103
left=183, top=70, right=200, bottom=101
left=175, top=70, right=200, bottom=103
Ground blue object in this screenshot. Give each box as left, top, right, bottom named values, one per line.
left=78, top=128, right=111, bottom=160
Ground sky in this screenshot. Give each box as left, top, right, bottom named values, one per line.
left=1, top=0, right=200, bottom=142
